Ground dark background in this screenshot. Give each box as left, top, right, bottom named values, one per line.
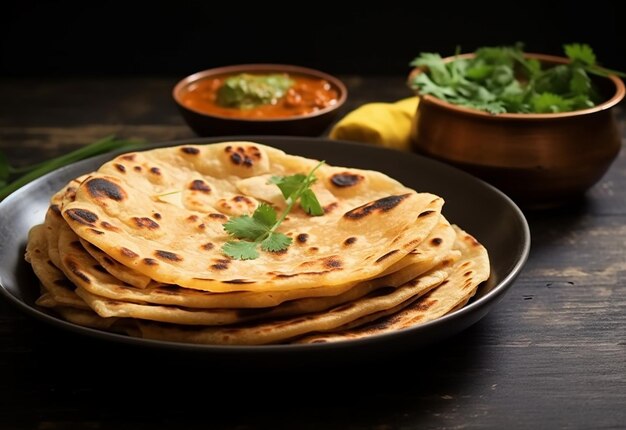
left=1, top=1, right=625, bottom=78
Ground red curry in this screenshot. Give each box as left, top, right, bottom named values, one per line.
left=180, top=73, right=339, bottom=119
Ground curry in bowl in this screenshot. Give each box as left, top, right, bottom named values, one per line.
left=173, top=64, right=347, bottom=136
left=180, top=72, right=339, bottom=119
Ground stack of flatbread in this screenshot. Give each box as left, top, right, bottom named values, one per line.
left=24, top=142, right=489, bottom=345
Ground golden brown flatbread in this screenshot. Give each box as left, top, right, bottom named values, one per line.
left=57, top=216, right=457, bottom=325
left=61, top=142, right=444, bottom=292
left=296, top=226, right=490, bottom=344
left=24, top=141, right=492, bottom=346
left=135, top=259, right=456, bottom=345
left=25, top=225, right=88, bottom=310
left=80, top=239, right=151, bottom=288
left=67, top=216, right=457, bottom=309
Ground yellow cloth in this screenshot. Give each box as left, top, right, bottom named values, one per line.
left=329, top=97, right=419, bottom=151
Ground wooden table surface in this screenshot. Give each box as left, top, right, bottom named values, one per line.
left=0, top=76, right=624, bottom=429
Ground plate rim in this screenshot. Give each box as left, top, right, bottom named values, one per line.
left=0, top=136, right=531, bottom=353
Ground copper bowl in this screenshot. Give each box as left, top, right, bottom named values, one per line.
left=173, top=64, right=347, bottom=137
left=409, top=53, right=625, bottom=209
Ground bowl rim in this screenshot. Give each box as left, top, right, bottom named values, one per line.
left=408, top=52, right=626, bottom=120
left=172, top=63, right=348, bottom=122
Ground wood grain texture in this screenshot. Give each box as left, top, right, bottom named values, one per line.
left=0, top=77, right=624, bottom=429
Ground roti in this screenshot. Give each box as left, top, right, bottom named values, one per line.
left=57, top=215, right=458, bottom=324
left=63, top=215, right=457, bottom=309
left=24, top=141, right=492, bottom=346
left=135, top=260, right=456, bottom=345
left=80, top=239, right=151, bottom=288
left=61, top=142, right=444, bottom=292
left=296, top=226, right=490, bottom=344
left=25, top=225, right=88, bottom=310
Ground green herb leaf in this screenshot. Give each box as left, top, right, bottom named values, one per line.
left=300, top=189, right=324, bottom=215
left=252, top=202, right=277, bottom=227
left=260, top=232, right=292, bottom=252
left=268, top=173, right=308, bottom=199
left=569, top=66, right=592, bottom=96
left=568, top=94, right=595, bottom=110
left=223, top=161, right=325, bottom=260
left=531, top=93, right=571, bottom=113
left=564, top=43, right=596, bottom=66
left=524, top=58, right=542, bottom=78
left=223, top=214, right=269, bottom=241
left=465, top=63, right=493, bottom=81
left=410, top=53, right=452, bottom=86
left=222, top=241, right=259, bottom=260
left=412, top=73, right=458, bottom=100
left=534, top=65, right=572, bottom=95
left=409, top=43, right=625, bottom=114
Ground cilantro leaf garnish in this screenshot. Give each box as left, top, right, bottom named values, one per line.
left=223, top=214, right=269, bottom=241
left=269, top=173, right=307, bottom=199
left=299, top=189, right=324, bottom=216
left=222, top=240, right=259, bottom=260
left=409, top=43, right=626, bottom=114
left=222, top=161, right=325, bottom=260
left=252, top=202, right=277, bottom=227
left=260, top=232, right=292, bottom=252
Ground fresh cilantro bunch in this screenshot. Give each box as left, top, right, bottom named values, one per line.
left=409, top=43, right=626, bottom=114
left=222, top=161, right=325, bottom=260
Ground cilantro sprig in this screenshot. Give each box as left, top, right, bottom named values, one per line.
left=222, top=161, right=325, bottom=260
left=409, top=43, right=626, bottom=114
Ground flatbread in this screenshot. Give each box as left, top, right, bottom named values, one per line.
left=45, top=175, right=90, bottom=269
left=43, top=207, right=64, bottom=269
left=134, top=259, right=456, bottom=345
left=45, top=175, right=152, bottom=289
left=379, top=214, right=456, bottom=277
left=296, top=226, right=490, bottom=344
left=55, top=307, right=126, bottom=331
left=57, top=215, right=458, bottom=324
left=80, top=239, right=151, bottom=288
left=61, top=142, right=444, bottom=292
left=24, top=141, right=492, bottom=347
left=68, top=217, right=457, bottom=309
left=25, top=225, right=88, bottom=310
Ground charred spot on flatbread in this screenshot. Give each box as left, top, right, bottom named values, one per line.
left=189, top=180, right=211, bottom=193
left=343, top=194, right=411, bottom=220
left=330, top=172, right=364, bottom=188
left=181, top=147, right=200, bottom=155
left=154, top=250, right=182, bottom=262
left=85, top=178, right=126, bottom=201
left=65, top=208, right=98, bottom=225
left=133, top=217, right=160, bottom=230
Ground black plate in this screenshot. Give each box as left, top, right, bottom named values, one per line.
left=0, top=136, right=530, bottom=358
